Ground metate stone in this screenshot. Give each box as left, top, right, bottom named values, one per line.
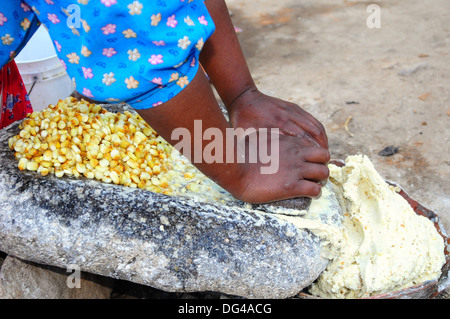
left=0, top=104, right=331, bottom=299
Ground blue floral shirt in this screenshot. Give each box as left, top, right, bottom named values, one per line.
left=0, top=0, right=215, bottom=109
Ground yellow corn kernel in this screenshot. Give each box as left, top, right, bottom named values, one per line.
left=110, top=149, right=120, bottom=160
left=88, top=158, right=98, bottom=168
left=60, top=162, right=70, bottom=171
left=71, top=144, right=81, bottom=154
left=95, top=166, right=109, bottom=173
left=126, top=159, right=139, bottom=169
left=65, top=150, right=75, bottom=161
left=133, top=131, right=147, bottom=143
left=119, top=173, right=128, bottom=184
left=18, top=158, right=28, bottom=170
left=160, top=177, right=169, bottom=188
left=140, top=172, right=151, bottom=181
left=59, top=134, right=67, bottom=143
left=57, top=155, right=66, bottom=163
left=94, top=170, right=104, bottom=180
left=40, top=167, right=49, bottom=176
left=70, top=117, right=79, bottom=126
left=32, top=141, right=41, bottom=149
left=76, top=163, right=86, bottom=174
left=70, top=128, right=78, bottom=137
left=27, top=148, right=38, bottom=157
left=43, top=150, right=53, bottom=162
left=91, top=104, right=102, bottom=113
left=142, top=127, right=153, bottom=137
left=109, top=160, right=119, bottom=169
left=101, top=177, right=112, bottom=184
left=29, top=112, right=39, bottom=119
left=20, top=130, right=31, bottom=139
left=110, top=171, right=120, bottom=184
left=48, top=141, right=56, bottom=151
left=34, top=156, right=44, bottom=164
left=85, top=171, right=95, bottom=179
left=72, top=167, right=80, bottom=178
left=152, top=165, right=161, bottom=175
left=49, top=121, right=58, bottom=130
left=149, top=148, right=158, bottom=157
left=78, top=104, right=88, bottom=113
left=151, top=177, right=160, bottom=186
left=99, top=159, right=109, bottom=167
left=120, top=140, right=130, bottom=149
left=57, top=120, right=66, bottom=130
left=26, top=161, right=39, bottom=171
left=129, top=174, right=139, bottom=184
left=138, top=180, right=148, bottom=189
left=40, top=161, right=52, bottom=168
left=91, top=121, right=100, bottom=130
left=72, top=136, right=82, bottom=145
left=51, top=150, right=58, bottom=160
left=127, top=151, right=138, bottom=162
left=74, top=154, right=82, bottom=163
left=60, top=142, right=70, bottom=151
left=109, top=123, right=116, bottom=134
left=8, top=137, right=17, bottom=150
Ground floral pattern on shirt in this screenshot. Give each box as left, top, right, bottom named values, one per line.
left=0, top=0, right=216, bottom=109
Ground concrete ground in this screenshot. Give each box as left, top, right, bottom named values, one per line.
left=226, top=0, right=450, bottom=233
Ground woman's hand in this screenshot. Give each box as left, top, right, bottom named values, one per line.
left=231, top=132, right=330, bottom=204
left=228, top=87, right=328, bottom=150
left=226, top=87, right=331, bottom=195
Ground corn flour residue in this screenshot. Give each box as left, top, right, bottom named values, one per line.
left=308, top=155, right=446, bottom=299
left=276, top=184, right=345, bottom=260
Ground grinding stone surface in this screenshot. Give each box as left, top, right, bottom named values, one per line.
left=0, top=105, right=330, bottom=298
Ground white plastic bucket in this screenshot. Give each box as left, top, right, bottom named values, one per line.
left=15, top=26, right=73, bottom=111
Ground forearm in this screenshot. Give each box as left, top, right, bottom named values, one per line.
left=201, top=0, right=329, bottom=149
left=200, top=0, right=257, bottom=112
left=137, top=1, right=330, bottom=203
left=134, top=68, right=246, bottom=198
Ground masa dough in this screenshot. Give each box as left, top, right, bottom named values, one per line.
left=307, top=155, right=446, bottom=298
left=162, top=150, right=445, bottom=298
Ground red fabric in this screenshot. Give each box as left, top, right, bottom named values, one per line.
left=0, top=60, right=33, bottom=129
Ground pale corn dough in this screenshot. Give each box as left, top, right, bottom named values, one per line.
left=167, top=151, right=446, bottom=298
left=307, top=155, right=446, bottom=298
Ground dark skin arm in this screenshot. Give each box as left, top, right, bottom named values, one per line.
left=200, top=0, right=328, bottom=150
left=135, top=0, right=330, bottom=203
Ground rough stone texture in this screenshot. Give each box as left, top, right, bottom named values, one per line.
left=0, top=116, right=332, bottom=299
left=0, top=255, right=113, bottom=299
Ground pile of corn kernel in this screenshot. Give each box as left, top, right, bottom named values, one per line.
left=8, top=97, right=202, bottom=195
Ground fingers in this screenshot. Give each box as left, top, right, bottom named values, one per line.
left=290, top=117, right=328, bottom=149
left=300, top=162, right=330, bottom=181
left=291, top=180, right=323, bottom=198
left=278, top=101, right=328, bottom=148
left=301, top=146, right=331, bottom=164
